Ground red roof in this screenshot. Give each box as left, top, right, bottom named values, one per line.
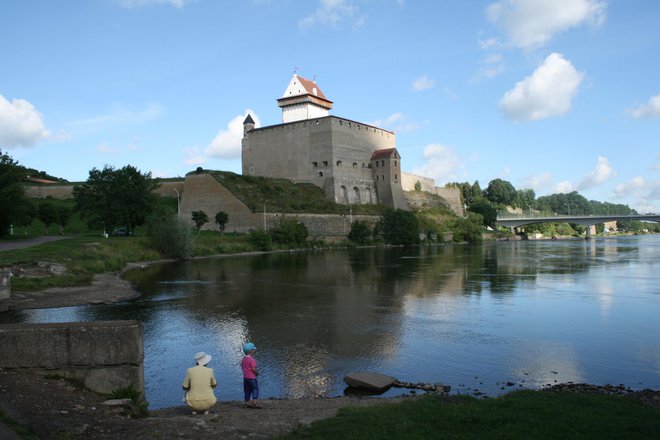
left=371, top=148, right=398, bottom=160
left=296, top=75, right=329, bottom=100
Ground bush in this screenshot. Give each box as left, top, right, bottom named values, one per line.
left=270, top=217, right=308, bottom=247
left=348, top=221, right=372, bottom=245
left=451, top=213, right=484, bottom=243
left=147, top=215, right=192, bottom=259
left=378, top=208, right=419, bottom=245
left=248, top=229, right=272, bottom=251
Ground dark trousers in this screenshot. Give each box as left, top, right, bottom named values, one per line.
left=243, top=378, right=259, bottom=401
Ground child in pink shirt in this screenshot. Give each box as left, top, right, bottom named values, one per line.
left=241, top=342, right=260, bottom=408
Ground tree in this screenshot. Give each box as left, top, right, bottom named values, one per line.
left=192, top=210, right=209, bottom=232
left=378, top=208, right=419, bottom=245
left=147, top=214, right=192, bottom=259
left=215, top=211, right=229, bottom=234
left=348, top=220, right=372, bottom=244
left=0, top=149, right=28, bottom=236
left=270, top=217, right=308, bottom=247
left=57, top=205, right=72, bottom=235
left=73, top=165, right=160, bottom=234
left=468, top=197, right=498, bottom=227
left=451, top=213, right=484, bottom=243
left=485, top=179, right=516, bottom=207
left=14, top=198, right=37, bottom=235
left=414, top=180, right=422, bottom=191
left=38, top=200, right=58, bottom=235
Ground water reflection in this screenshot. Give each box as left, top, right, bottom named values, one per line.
left=3, top=235, right=659, bottom=408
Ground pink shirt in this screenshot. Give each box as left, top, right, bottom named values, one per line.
left=241, top=355, right=257, bottom=379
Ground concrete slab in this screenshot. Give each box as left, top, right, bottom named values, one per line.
left=344, top=372, right=396, bottom=391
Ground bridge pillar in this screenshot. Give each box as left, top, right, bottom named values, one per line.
left=585, top=225, right=595, bottom=240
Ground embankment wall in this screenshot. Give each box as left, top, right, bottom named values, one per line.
left=0, top=321, right=144, bottom=395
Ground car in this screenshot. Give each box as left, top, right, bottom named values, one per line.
left=112, top=228, right=130, bottom=236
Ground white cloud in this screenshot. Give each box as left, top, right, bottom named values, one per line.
left=183, top=146, right=207, bottom=166
left=118, top=0, right=191, bottom=8
left=371, top=112, right=403, bottom=127
left=0, top=94, right=50, bottom=148
left=299, top=0, right=365, bottom=29
left=614, top=176, right=645, bottom=198
left=500, top=53, right=583, bottom=121
left=554, top=180, right=575, bottom=193
left=369, top=112, right=421, bottom=132
left=411, top=144, right=462, bottom=183
left=205, top=110, right=260, bottom=159
left=486, top=0, right=606, bottom=50
left=578, top=156, right=615, bottom=190
left=474, top=53, right=506, bottom=80
left=629, top=94, right=660, bottom=119
left=411, top=75, right=436, bottom=92
left=520, top=172, right=552, bottom=192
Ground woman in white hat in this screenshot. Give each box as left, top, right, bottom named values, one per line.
left=182, top=351, right=218, bottom=414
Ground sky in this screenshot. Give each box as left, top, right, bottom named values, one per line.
left=1, top=0, right=659, bottom=213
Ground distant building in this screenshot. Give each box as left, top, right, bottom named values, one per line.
left=241, top=74, right=407, bottom=209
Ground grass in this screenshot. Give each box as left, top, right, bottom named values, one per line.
left=0, top=408, right=39, bottom=440
left=279, top=391, right=660, bottom=440
left=210, top=170, right=385, bottom=215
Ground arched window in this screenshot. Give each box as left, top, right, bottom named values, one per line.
left=353, top=187, right=361, bottom=204
left=319, top=171, right=323, bottom=177
left=394, top=174, right=398, bottom=182
left=323, top=161, right=328, bottom=166
left=366, top=188, right=373, bottom=203
left=353, top=162, right=357, bottom=168
left=340, top=185, right=349, bottom=203
left=312, top=162, right=318, bottom=168
left=336, top=160, right=342, bottom=166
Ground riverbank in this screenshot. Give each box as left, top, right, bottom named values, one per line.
left=1, top=369, right=658, bottom=440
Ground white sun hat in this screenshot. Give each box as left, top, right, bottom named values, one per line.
left=194, top=351, right=212, bottom=366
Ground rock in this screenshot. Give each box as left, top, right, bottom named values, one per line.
left=102, top=398, right=143, bottom=417
left=344, top=372, right=396, bottom=392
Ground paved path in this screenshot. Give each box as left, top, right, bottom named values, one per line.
left=0, top=235, right=70, bottom=252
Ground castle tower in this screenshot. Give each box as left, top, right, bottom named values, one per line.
left=277, top=74, right=333, bottom=123
left=243, top=114, right=255, bottom=135
left=371, top=148, right=408, bottom=210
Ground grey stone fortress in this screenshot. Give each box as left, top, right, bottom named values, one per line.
left=242, top=74, right=408, bottom=209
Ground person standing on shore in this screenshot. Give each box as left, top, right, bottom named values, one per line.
left=241, top=342, right=261, bottom=408
left=182, top=351, right=217, bottom=414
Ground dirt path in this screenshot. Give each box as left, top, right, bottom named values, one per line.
left=0, top=236, right=70, bottom=252
left=0, top=370, right=409, bottom=440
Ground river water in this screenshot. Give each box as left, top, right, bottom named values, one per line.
left=4, top=235, right=660, bottom=408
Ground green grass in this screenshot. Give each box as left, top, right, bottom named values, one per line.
left=0, top=236, right=161, bottom=291
left=209, top=170, right=385, bottom=215
left=280, top=391, right=660, bottom=440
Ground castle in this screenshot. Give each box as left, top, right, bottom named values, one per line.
left=241, top=74, right=408, bottom=209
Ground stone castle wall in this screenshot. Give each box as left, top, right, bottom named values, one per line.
left=242, top=116, right=398, bottom=206
left=402, top=172, right=464, bottom=216
left=0, top=321, right=144, bottom=395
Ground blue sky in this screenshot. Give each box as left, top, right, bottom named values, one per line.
left=1, top=0, right=659, bottom=212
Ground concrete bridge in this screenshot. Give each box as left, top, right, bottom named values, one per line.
left=495, top=213, right=660, bottom=238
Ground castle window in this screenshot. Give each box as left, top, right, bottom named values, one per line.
left=381, top=160, right=385, bottom=167
left=353, top=187, right=361, bottom=203
left=339, top=120, right=342, bottom=125
left=353, top=162, right=357, bottom=168
left=319, top=171, right=324, bottom=177
left=323, top=161, right=328, bottom=167
left=381, top=175, right=385, bottom=181
left=340, top=186, right=348, bottom=203
left=394, top=160, right=398, bottom=166
left=312, top=162, right=318, bottom=168
left=249, top=167, right=254, bottom=174
left=336, top=160, right=342, bottom=166
left=394, top=174, right=398, bottom=182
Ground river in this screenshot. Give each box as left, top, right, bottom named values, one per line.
left=4, top=235, right=660, bottom=409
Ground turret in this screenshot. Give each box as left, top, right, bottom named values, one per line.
left=243, top=114, right=255, bottom=135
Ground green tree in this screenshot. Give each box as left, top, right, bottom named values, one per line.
left=378, top=208, right=419, bottom=245
left=147, top=214, right=192, bottom=259
left=348, top=220, right=372, bottom=244
left=248, top=229, right=272, bottom=251
left=270, top=217, right=308, bottom=247
left=215, top=211, right=229, bottom=234
left=73, top=165, right=160, bottom=235
left=14, top=198, right=37, bottom=235
left=468, top=197, right=498, bottom=227
left=38, top=200, right=58, bottom=235
left=516, top=188, right=536, bottom=211
left=57, top=205, right=72, bottom=235
left=414, top=180, right=422, bottom=191
left=451, top=213, right=484, bottom=243
left=0, top=149, right=28, bottom=236
left=191, top=210, right=209, bottom=232
left=485, top=178, right=517, bottom=207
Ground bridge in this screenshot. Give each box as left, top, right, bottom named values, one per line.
left=495, top=213, right=660, bottom=238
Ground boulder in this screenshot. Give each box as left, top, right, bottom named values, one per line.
left=344, top=372, right=396, bottom=392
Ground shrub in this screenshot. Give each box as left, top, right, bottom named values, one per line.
left=451, top=213, right=484, bottom=243
left=378, top=208, right=419, bottom=245
left=147, top=215, right=192, bottom=259
left=348, top=220, right=372, bottom=244
left=248, top=229, right=272, bottom=251
left=270, top=217, right=308, bottom=247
